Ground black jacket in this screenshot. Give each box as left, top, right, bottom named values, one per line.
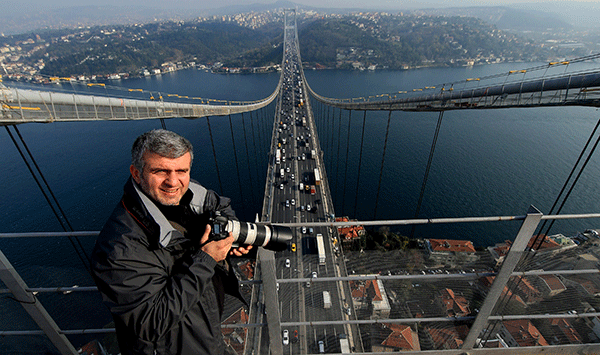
left=91, top=178, right=245, bottom=355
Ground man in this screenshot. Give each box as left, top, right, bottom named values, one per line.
left=91, top=129, right=252, bottom=355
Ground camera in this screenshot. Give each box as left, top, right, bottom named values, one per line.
left=208, top=214, right=292, bottom=251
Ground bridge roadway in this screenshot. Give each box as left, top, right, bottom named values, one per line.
left=253, top=13, right=359, bottom=354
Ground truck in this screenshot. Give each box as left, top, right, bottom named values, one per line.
left=339, top=335, right=350, bottom=354
left=311, top=149, right=316, bottom=159
left=276, top=149, right=281, bottom=164
left=314, top=168, right=321, bottom=186
left=323, top=291, right=331, bottom=309
left=316, top=233, right=326, bottom=265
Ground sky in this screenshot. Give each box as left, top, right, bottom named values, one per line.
left=2, top=0, right=600, bottom=10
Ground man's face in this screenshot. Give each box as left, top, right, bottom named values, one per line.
left=130, top=151, right=191, bottom=206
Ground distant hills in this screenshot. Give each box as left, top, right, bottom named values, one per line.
left=412, top=6, right=573, bottom=31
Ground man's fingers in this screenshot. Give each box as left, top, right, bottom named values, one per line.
left=199, top=224, right=211, bottom=245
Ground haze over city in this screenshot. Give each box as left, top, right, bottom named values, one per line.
left=1, top=0, right=600, bottom=35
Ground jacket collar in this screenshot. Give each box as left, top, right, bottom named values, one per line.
left=127, top=177, right=208, bottom=248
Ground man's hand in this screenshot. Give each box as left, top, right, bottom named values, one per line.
left=200, top=225, right=233, bottom=262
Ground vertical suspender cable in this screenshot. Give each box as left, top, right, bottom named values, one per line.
left=373, top=110, right=393, bottom=220
left=5, top=125, right=91, bottom=274
left=160, top=118, right=167, bottom=130
left=326, top=105, right=331, bottom=163
left=206, top=116, right=224, bottom=195
left=410, top=110, right=444, bottom=238
left=353, top=111, right=367, bottom=217
left=330, top=105, right=335, bottom=164
left=228, top=114, right=245, bottom=204
left=241, top=112, right=257, bottom=203
left=249, top=110, right=262, bottom=189
left=341, top=109, right=352, bottom=216
left=530, top=117, right=600, bottom=252
left=256, top=107, right=262, bottom=148
left=261, top=106, right=268, bottom=149
left=335, top=107, right=343, bottom=203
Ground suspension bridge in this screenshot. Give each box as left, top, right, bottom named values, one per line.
left=3, top=8, right=600, bottom=355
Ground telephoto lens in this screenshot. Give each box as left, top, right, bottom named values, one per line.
left=212, top=216, right=292, bottom=251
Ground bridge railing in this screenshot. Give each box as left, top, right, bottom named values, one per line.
left=0, top=81, right=281, bottom=125
left=306, top=68, right=600, bottom=112
left=3, top=208, right=600, bottom=354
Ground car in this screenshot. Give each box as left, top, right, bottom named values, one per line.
left=280, top=183, right=284, bottom=190
left=286, top=166, right=290, bottom=173
left=291, top=173, right=295, bottom=180
left=285, top=258, right=290, bottom=268
left=312, top=271, right=317, bottom=278
left=300, top=205, right=305, bottom=212
left=283, top=330, right=289, bottom=345
left=286, top=200, right=290, bottom=208
left=309, top=227, right=313, bottom=234
left=306, top=204, right=311, bottom=211
left=291, top=243, right=296, bottom=252
left=302, top=226, right=307, bottom=234
left=291, top=198, right=296, bottom=205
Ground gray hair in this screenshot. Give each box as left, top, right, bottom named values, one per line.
left=131, top=129, right=194, bottom=171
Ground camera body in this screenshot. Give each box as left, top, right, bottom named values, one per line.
left=206, top=213, right=292, bottom=251
left=209, top=215, right=232, bottom=241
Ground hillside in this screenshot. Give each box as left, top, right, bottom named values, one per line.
left=2, top=10, right=595, bottom=79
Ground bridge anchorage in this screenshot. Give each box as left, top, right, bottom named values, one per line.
left=3, top=8, right=600, bottom=355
